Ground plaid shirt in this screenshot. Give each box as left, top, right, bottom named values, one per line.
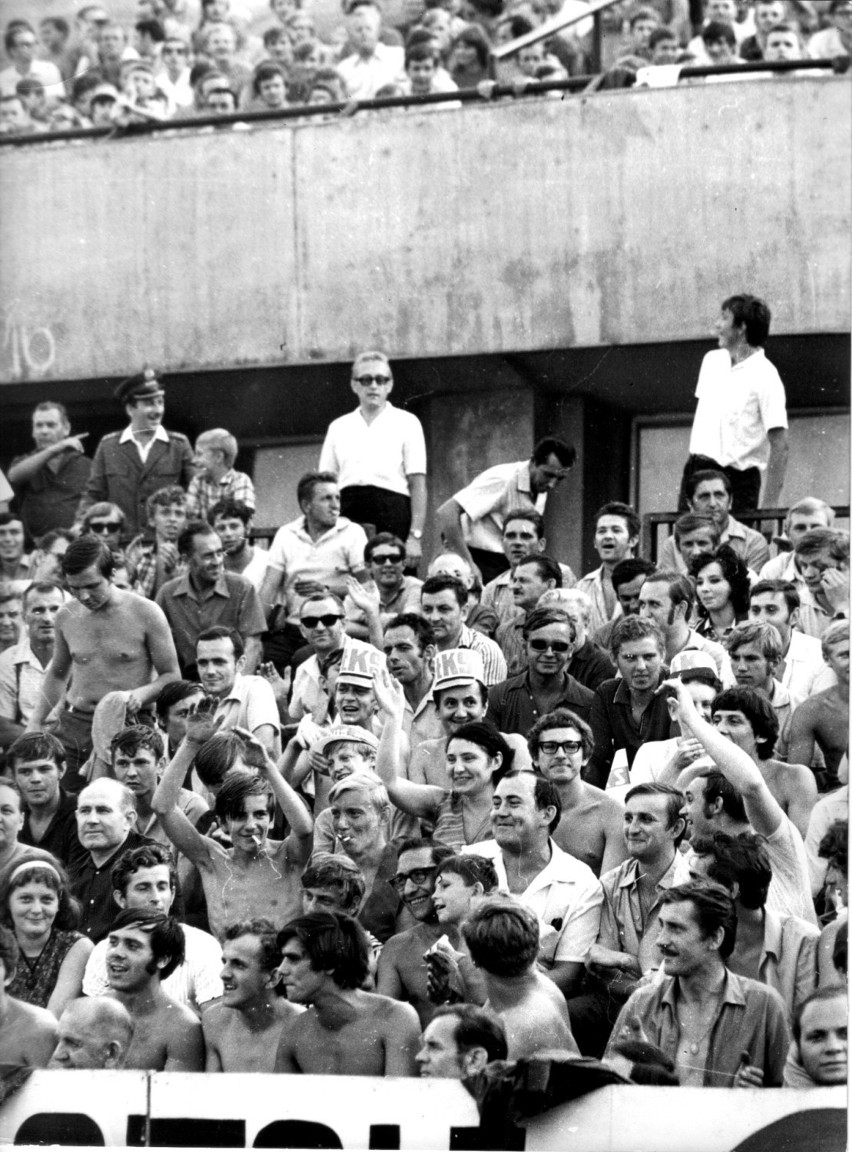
left=125, top=535, right=188, bottom=599
left=185, top=469, right=256, bottom=521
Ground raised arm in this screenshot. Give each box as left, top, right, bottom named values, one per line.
left=373, top=667, right=443, bottom=819
left=665, top=677, right=784, bottom=838
left=8, top=434, right=89, bottom=485
left=238, top=730, right=314, bottom=866
left=344, top=576, right=383, bottom=650
left=152, top=717, right=219, bottom=866
left=788, top=699, right=819, bottom=774
left=435, top=497, right=480, bottom=583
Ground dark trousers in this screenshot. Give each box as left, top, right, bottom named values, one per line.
left=55, top=706, right=95, bottom=793
left=567, top=984, right=626, bottom=1059
left=340, top=485, right=411, bottom=541
left=469, top=547, right=510, bottom=586
left=678, top=454, right=761, bottom=515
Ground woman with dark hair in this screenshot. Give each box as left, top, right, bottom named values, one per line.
left=0, top=855, right=92, bottom=1017
left=376, top=666, right=512, bottom=850
left=447, top=24, right=491, bottom=86
left=691, top=544, right=751, bottom=643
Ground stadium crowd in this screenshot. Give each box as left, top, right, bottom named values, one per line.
left=0, top=293, right=847, bottom=1093
left=0, top=0, right=848, bottom=134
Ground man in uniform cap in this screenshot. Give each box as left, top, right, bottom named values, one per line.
left=78, top=369, right=194, bottom=539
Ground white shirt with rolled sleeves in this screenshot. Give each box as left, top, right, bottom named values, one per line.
left=688, top=347, right=788, bottom=473
left=337, top=43, right=405, bottom=99
left=319, top=403, right=426, bottom=497
left=265, top=515, right=369, bottom=625
left=462, top=838, right=603, bottom=966
left=453, top=461, right=546, bottom=556
left=82, top=922, right=223, bottom=1011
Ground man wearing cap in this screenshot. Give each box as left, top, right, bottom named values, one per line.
left=319, top=352, right=427, bottom=564
left=638, top=571, right=734, bottom=687
left=79, top=369, right=194, bottom=539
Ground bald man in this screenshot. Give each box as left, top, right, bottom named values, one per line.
left=48, top=997, right=134, bottom=1069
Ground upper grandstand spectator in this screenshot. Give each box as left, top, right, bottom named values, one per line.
left=93, top=22, right=141, bottom=89
left=0, top=93, right=33, bottom=136
left=37, top=17, right=77, bottom=87
left=738, top=0, right=788, bottom=60
left=447, top=25, right=491, bottom=87
left=186, top=427, right=255, bottom=520
left=198, top=22, right=252, bottom=100
left=0, top=23, right=63, bottom=105
left=209, top=499, right=271, bottom=589
left=7, top=402, right=91, bottom=540
left=807, top=0, right=852, bottom=59
left=760, top=497, right=835, bottom=578
left=577, top=502, right=641, bottom=637
left=763, top=22, right=806, bottom=62
left=249, top=60, right=289, bottom=108
left=155, top=36, right=195, bottom=114
left=794, top=528, right=850, bottom=639
left=668, top=470, right=770, bottom=572
left=647, top=24, right=681, bottom=63
left=338, top=1, right=406, bottom=98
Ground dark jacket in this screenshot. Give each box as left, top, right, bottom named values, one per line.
left=81, top=429, right=194, bottom=537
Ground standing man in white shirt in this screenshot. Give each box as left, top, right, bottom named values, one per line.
left=678, top=293, right=788, bottom=514
left=337, top=2, right=405, bottom=99
left=320, top=351, right=427, bottom=565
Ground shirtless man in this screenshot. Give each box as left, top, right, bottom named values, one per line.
left=152, top=716, right=313, bottom=939
left=105, top=908, right=204, bottom=1071
left=49, top=997, right=134, bottom=1069
left=789, top=621, right=849, bottom=791
left=0, top=925, right=57, bottom=1068
left=528, top=709, right=626, bottom=877
left=274, top=912, right=421, bottom=1076
left=203, top=919, right=302, bottom=1072
left=25, top=536, right=180, bottom=790
left=376, top=839, right=455, bottom=1027
left=461, top=897, right=579, bottom=1061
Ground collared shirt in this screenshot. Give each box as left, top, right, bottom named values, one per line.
left=266, top=515, right=368, bottom=625
left=597, top=852, right=691, bottom=973
left=804, top=785, right=848, bottom=897
left=757, top=908, right=819, bottom=1021
left=344, top=574, right=422, bottom=630
left=337, top=42, right=406, bottom=99
left=69, top=829, right=156, bottom=942
left=119, top=422, right=170, bottom=464
left=567, top=638, right=615, bottom=693
left=778, top=628, right=836, bottom=702
left=0, top=636, right=48, bottom=724
left=213, top=673, right=281, bottom=754
left=125, top=534, right=188, bottom=599
left=606, top=970, right=791, bottom=1087
left=10, top=446, right=92, bottom=539
left=403, top=687, right=444, bottom=748
left=576, top=566, right=621, bottom=637
left=185, top=468, right=256, bottom=521
left=587, top=674, right=672, bottom=789
left=455, top=624, right=507, bottom=686
left=319, top=403, right=426, bottom=496
left=453, top=461, right=546, bottom=555
left=290, top=635, right=376, bottom=721
left=481, top=563, right=579, bottom=628
left=486, top=670, right=594, bottom=737
left=464, top=838, right=603, bottom=965
left=689, top=347, right=787, bottom=473
left=156, top=571, right=266, bottom=670
left=659, top=515, right=769, bottom=573
left=494, top=613, right=528, bottom=677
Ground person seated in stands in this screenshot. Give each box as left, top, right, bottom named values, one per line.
left=638, top=570, right=734, bottom=686
left=447, top=25, right=490, bottom=88
left=784, top=986, right=848, bottom=1087
left=658, top=512, right=721, bottom=576
left=198, top=22, right=252, bottom=101
left=495, top=554, right=563, bottom=677
left=202, top=918, right=303, bottom=1071
left=760, top=497, right=835, bottom=579
left=0, top=585, right=24, bottom=659
left=789, top=622, right=849, bottom=792
left=48, top=997, right=134, bottom=1069
left=209, top=500, right=271, bottom=590
left=416, top=1003, right=508, bottom=1078
left=793, top=528, right=850, bottom=639
left=540, top=589, right=614, bottom=692
left=739, top=0, right=787, bottom=59
left=402, top=41, right=455, bottom=94
left=383, top=612, right=442, bottom=746
left=462, top=896, right=580, bottom=1060
left=344, top=533, right=423, bottom=642
left=337, top=0, right=405, bottom=99
left=807, top=0, right=852, bottom=59
left=678, top=470, right=769, bottom=572
left=763, top=20, right=806, bottom=62
left=104, top=909, right=204, bottom=1071
left=424, top=853, right=497, bottom=1007
left=648, top=25, right=681, bottom=64
left=125, top=486, right=189, bottom=599
left=0, top=925, right=58, bottom=1069
left=426, top=553, right=498, bottom=638
left=80, top=502, right=126, bottom=551
left=691, top=545, right=752, bottom=645
left=187, top=428, right=255, bottom=521
left=726, top=622, right=799, bottom=762
left=8, top=733, right=79, bottom=865
left=687, top=830, right=819, bottom=1020
left=577, top=502, right=642, bottom=637
left=622, top=6, right=662, bottom=58
left=274, top=912, right=421, bottom=1074
left=815, top=821, right=847, bottom=988
left=481, top=508, right=564, bottom=628
left=595, top=558, right=658, bottom=651
left=607, top=879, right=790, bottom=1086
left=748, top=579, right=836, bottom=703
left=421, top=573, right=507, bottom=684
left=528, top=708, right=626, bottom=876
left=249, top=59, right=289, bottom=108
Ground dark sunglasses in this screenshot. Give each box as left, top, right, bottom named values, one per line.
left=354, top=374, right=391, bottom=385
left=538, top=739, right=583, bottom=755
left=372, top=554, right=403, bottom=565
left=528, top=639, right=570, bottom=653
left=390, top=866, right=437, bottom=892
left=301, top=613, right=342, bottom=629
left=88, top=521, right=122, bottom=533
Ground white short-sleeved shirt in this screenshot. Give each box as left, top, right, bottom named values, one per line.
left=83, top=922, right=223, bottom=1009
left=463, top=838, right=603, bottom=964
left=266, top=516, right=368, bottom=624
left=214, top=674, right=281, bottom=751
left=765, top=815, right=818, bottom=926
left=454, top=461, right=546, bottom=555
left=319, top=404, right=426, bottom=497
left=689, top=348, right=788, bottom=473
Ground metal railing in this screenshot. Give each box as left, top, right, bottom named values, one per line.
left=488, top=0, right=624, bottom=75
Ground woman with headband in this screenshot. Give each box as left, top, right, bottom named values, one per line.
left=0, top=855, right=93, bottom=1018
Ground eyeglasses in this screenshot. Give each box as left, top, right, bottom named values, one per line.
left=301, top=613, right=342, bottom=629
left=353, top=375, right=391, bottom=386
left=528, top=639, right=571, bottom=653
left=390, top=866, right=437, bottom=892
left=537, top=739, right=583, bottom=755
left=372, top=554, right=403, bottom=565
left=163, top=46, right=188, bottom=54
left=88, top=521, right=122, bottom=533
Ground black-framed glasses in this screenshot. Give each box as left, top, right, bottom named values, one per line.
left=354, top=374, right=391, bottom=386
left=301, top=613, right=342, bottom=629
left=538, top=739, right=583, bottom=755
left=528, top=639, right=570, bottom=653
left=390, top=866, right=437, bottom=892
left=372, top=553, right=403, bottom=565
left=88, top=521, right=122, bottom=533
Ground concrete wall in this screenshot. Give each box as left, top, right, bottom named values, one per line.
left=1, top=77, right=849, bottom=384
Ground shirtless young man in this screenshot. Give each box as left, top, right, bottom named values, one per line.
left=789, top=622, right=849, bottom=792
left=105, top=908, right=204, bottom=1071
left=203, top=919, right=302, bottom=1072
left=274, top=912, right=421, bottom=1076
left=25, top=536, right=180, bottom=790
left=0, top=925, right=57, bottom=1069
left=461, top=897, right=579, bottom=1061
left=528, top=709, right=626, bottom=877
left=152, top=716, right=313, bottom=939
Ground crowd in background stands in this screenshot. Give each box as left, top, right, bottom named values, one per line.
left=0, top=322, right=847, bottom=1088
left=0, top=0, right=849, bottom=134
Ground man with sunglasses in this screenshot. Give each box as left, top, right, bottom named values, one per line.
left=320, top=351, right=427, bottom=564
left=344, top=532, right=422, bottom=642
left=486, top=607, right=594, bottom=738
left=289, top=593, right=376, bottom=724
left=155, top=36, right=193, bottom=115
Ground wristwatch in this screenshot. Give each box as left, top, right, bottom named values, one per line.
left=409, top=530, right=423, bottom=539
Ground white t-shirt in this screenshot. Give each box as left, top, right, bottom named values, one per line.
left=689, top=348, right=787, bottom=472
left=83, top=922, right=223, bottom=1009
